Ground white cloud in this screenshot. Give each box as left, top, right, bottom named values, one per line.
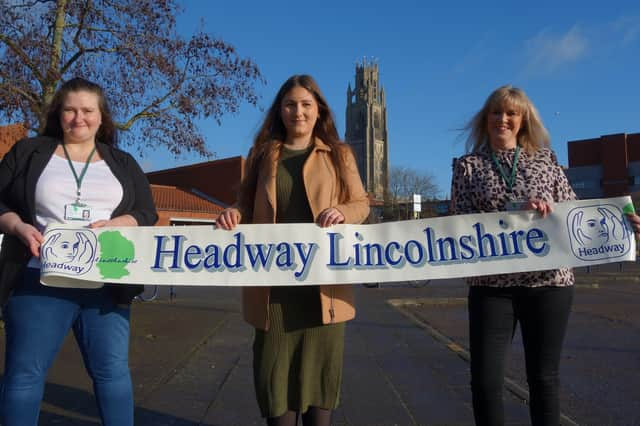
left=523, top=25, right=589, bottom=76
left=612, top=16, right=640, bottom=44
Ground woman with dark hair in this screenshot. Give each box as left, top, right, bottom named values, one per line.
left=0, top=77, right=157, bottom=425
left=217, top=74, right=369, bottom=426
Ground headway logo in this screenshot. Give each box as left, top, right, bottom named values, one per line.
left=567, top=204, right=631, bottom=261
left=41, top=229, right=97, bottom=275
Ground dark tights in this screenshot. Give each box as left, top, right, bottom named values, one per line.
left=266, top=407, right=332, bottom=426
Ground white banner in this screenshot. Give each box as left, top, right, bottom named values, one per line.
left=40, top=197, right=637, bottom=288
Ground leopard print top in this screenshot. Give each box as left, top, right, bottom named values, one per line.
left=451, top=144, right=576, bottom=287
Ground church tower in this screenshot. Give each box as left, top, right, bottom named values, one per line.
left=345, top=59, right=389, bottom=201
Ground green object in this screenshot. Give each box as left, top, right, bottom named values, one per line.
left=623, top=203, right=636, bottom=215
left=252, top=145, right=345, bottom=417
left=491, top=145, right=521, bottom=192
left=276, top=145, right=314, bottom=223
left=62, top=144, right=97, bottom=203
left=253, top=290, right=345, bottom=417
left=97, top=231, right=135, bottom=279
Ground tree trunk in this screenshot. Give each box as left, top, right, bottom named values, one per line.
left=39, top=0, right=68, bottom=132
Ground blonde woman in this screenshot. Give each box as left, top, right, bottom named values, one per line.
left=451, top=85, right=575, bottom=426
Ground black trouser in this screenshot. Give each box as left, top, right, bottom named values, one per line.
left=468, top=285, right=573, bottom=426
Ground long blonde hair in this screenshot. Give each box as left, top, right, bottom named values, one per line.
left=464, top=85, right=550, bottom=154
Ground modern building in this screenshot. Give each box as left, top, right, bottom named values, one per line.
left=345, top=59, right=389, bottom=202
left=565, top=132, right=640, bottom=199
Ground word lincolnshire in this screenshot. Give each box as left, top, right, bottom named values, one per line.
left=151, top=220, right=547, bottom=279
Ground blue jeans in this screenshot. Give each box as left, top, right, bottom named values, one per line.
left=0, top=268, right=133, bottom=426
left=468, top=285, right=573, bottom=426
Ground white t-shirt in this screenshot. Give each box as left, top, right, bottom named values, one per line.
left=28, top=154, right=124, bottom=268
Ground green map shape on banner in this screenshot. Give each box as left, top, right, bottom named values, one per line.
left=97, top=231, right=135, bottom=279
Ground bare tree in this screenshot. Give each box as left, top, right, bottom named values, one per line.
left=388, top=165, right=438, bottom=201
left=385, top=165, right=439, bottom=220
left=0, top=0, right=263, bottom=157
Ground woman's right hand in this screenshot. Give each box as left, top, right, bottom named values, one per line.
left=14, top=221, right=44, bottom=257
left=216, top=208, right=242, bottom=230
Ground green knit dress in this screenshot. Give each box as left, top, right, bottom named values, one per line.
left=253, top=144, right=346, bottom=418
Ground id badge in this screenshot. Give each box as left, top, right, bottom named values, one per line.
left=64, top=203, right=92, bottom=221
left=505, top=197, right=527, bottom=211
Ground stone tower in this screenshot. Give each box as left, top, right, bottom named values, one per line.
left=345, top=59, right=388, bottom=201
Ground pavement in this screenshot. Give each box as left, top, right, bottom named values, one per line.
left=0, top=261, right=638, bottom=425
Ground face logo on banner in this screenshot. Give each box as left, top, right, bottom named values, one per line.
left=41, top=229, right=97, bottom=275
left=567, top=205, right=631, bottom=260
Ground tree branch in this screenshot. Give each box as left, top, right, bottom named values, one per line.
left=60, top=46, right=118, bottom=75
left=118, top=56, right=193, bottom=130
left=72, top=0, right=92, bottom=47
left=7, top=0, right=55, bottom=9
left=0, top=35, right=45, bottom=82
left=0, top=82, right=40, bottom=108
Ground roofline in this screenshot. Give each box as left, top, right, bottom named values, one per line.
left=146, top=155, right=244, bottom=175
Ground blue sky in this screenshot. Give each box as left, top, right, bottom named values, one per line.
left=140, top=0, right=640, bottom=198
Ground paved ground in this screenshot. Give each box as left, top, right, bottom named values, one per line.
left=0, top=261, right=638, bottom=425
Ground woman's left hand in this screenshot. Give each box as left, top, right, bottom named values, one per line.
left=524, top=199, right=553, bottom=218
left=625, top=213, right=640, bottom=239
left=317, top=208, right=345, bottom=228
left=89, top=214, right=138, bottom=228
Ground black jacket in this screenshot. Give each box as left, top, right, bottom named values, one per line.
left=0, top=136, right=158, bottom=305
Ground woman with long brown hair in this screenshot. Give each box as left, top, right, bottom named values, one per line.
left=217, top=74, right=369, bottom=426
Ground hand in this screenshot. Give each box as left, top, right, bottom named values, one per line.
left=14, top=222, right=44, bottom=257
left=625, top=213, right=640, bottom=239
left=217, top=208, right=241, bottom=230
left=89, top=214, right=138, bottom=228
left=317, top=207, right=345, bottom=228
left=524, top=199, right=553, bottom=218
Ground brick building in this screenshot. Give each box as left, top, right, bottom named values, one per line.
left=565, top=132, right=640, bottom=199
left=146, top=156, right=244, bottom=207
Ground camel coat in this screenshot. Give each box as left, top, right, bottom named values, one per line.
left=240, top=139, right=369, bottom=330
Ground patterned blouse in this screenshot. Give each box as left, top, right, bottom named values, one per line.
left=451, top=144, right=577, bottom=287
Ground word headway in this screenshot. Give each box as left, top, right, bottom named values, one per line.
left=151, top=233, right=318, bottom=279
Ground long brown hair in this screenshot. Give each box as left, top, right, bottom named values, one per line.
left=238, top=75, right=354, bottom=218
left=42, top=77, right=118, bottom=146
left=464, top=85, right=549, bottom=155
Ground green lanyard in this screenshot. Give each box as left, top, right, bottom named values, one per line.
left=62, top=144, right=97, bottom=204
left=490, top=145, right=520, bottom=193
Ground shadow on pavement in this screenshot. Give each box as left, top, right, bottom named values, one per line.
left=0, top=377, right=211, bottom=426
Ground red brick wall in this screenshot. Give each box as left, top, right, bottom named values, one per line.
left=567, top=132, right=640, bottom=197
left=601, top=134, right=629, bottom=196
left=147, top=156, right=244, bottom=206
left=0, top=124, right=27, bottom=158
left=567, top=138, right=602, bottom=167
left=628, top=133, right=640, bottom=162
